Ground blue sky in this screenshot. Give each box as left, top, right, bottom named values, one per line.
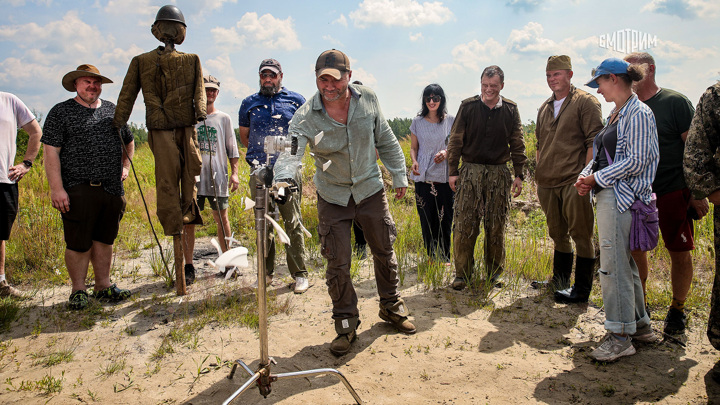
left=1, top=0, right=719, bottom=128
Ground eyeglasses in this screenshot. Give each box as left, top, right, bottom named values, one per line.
left=260, top=72, right=278, bottom=79
left=425, top=95, right=441, bottom=103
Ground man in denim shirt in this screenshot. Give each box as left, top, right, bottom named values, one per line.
left=274, top=49, right=415, bottom=356
left=238, top=59, right=308, bottom=294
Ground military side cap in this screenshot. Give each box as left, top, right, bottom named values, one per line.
left=546, top=55, right=572, bottom=71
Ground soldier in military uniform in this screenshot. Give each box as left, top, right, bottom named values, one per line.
left=446, top=65, right=526, bottom=290
left=683, top=82, right=720, bottom=381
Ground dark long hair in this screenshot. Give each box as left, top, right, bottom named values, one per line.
left=419, top=83, right=448, bottom=122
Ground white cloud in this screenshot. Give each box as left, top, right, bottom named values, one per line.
left=652, top=38, right=718, bottom=60
left=506, top=22, right=557, bottom=54
left=409, top=32, right=423, bottom=41
left=349, top=0, right=454, bottom=28
left=333, top=14, right=348, bottom=27
left=212, top=12, right=301, bottom=51
left=642, top=0, right=720, bottom=19
left=451, top=38, right=505, bottom=71
left=0, top=11, right=114, bottom=64
left=408, top=63, right=423, bottom=73
left=100, top=44, right=146, bottom=68
left=211, top=26, right=246, bottom=48
left=6, top=0, right=52, bottom=6
left=350, top=67, right=377, bottom=88
left=415, top=62, right=465, bottom=85
left=322, top=35, right=344, bottom=47
left=199, top=0, right=238, bottom=12
left=105, top=0, right=156, bottom=16
left=203, top=54, right=254, bottom=101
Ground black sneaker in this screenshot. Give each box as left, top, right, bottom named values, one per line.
left=185, top=263, right=196, bottom=286
left=664, top=307, right=687, bottom=335
left=93, top=284, right=131, bottom=302
left=68, top=290, right=89, bottom=310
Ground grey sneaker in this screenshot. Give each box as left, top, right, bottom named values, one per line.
left=631, top=324, right=659, bottom=343
left=590, top=333, right=636, bottom=362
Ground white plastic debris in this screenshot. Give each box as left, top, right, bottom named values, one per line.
left=244, top=197, right=255, bottom=210
left=299, top=223, right=312, bottom=238
left=323, top=160, right=332, bottom=171
left=265, top=214, right=291, bottom=245
left=252, top=159, right=260, bottom=166
left=315, top=131, right=324, bottom=145
left=215, top=246, right=250, bottom=269
left=194, top=175, right=200, bottom=182
left=271, top=114, right=281, bottom=119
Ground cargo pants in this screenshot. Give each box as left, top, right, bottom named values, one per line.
left=148, top=127, right=203, bottom=236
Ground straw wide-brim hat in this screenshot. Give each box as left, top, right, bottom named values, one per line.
left=61, top=64, right=113, bottom=92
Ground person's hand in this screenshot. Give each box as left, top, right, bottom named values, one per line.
left=51, top=188, right=70, bottom=213
left=691, top=197, right=710, bottom=218
left=511, top=177, right=522, bottom=198
left=8, top=163, right=29, bottom=182
left=709, top=190, right=720, bottom=205
left=395, top=187, right=407, bottom=199
left=433, top=149, right=447, bottom=164
left=449, top=175, right=458, bottom=192
left=230, top=173, right=240, bottom=192
left=121, top=166, right=130, bottom=181
left=411, top=161, right=420, bottom=176
left=574, top=176, right=592, bottom=196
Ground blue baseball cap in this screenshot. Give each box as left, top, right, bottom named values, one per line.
left=585, top=58, right=630, bottom=88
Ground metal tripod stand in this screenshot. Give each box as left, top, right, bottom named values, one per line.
left=223, top=135, right=363, bottom=405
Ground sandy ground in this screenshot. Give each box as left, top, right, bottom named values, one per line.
left=2, top=237, right=720, bottom=405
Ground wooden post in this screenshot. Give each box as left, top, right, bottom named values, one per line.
left=174, top=235, right=186, bottom=296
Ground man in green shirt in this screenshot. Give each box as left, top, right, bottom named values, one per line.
left=274, top=49, right=415, bottom=356
left=625, top=52, right=708, bottom=335
left=535, top=55, right=603, bottom=304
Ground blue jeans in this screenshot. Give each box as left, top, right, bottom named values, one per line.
left=596, top=189, right=650, bottom=334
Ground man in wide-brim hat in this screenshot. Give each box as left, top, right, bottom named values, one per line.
left=42, top=64, right=135, bottom=310
left=61, top=64, right=113, bottom=92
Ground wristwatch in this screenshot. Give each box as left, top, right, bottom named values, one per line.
left=22, top=160, right=33, bottom=168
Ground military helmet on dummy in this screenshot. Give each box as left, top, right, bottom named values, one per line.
left=154, top=5, right=186, bottom=27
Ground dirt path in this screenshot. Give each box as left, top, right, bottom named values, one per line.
left=1, top=238, right=719, bottom=404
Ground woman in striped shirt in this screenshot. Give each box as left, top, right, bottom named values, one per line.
left=409, top=84, right=455, bottom=264
left=575, top=58, right=659, bottom=362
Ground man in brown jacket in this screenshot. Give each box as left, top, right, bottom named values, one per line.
left=534, top=55, right=603, bottom=304
left=112, top=5, right=206, bottom=292
left=447, top=65, right=526, bottom=290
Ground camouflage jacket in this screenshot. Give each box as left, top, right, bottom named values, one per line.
left=683, top=83, right=720, bottom=200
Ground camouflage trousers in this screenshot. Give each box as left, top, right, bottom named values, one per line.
left=452, top=163, right=511, bottom=280
left=709, top=209, right=720, bottom=349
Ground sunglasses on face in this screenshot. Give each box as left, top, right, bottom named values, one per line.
left=260, top=72, right=277, bottom=79
left=425, top=95, right=441, bottom=103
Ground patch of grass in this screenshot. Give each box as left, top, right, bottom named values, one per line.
left=0, top=297, right=22, bottom=332
left=98, top=358, right=127, bottom=377
left=7, top=372, right=65, bottom=395
left=31, top=347, right=75, bottom=367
